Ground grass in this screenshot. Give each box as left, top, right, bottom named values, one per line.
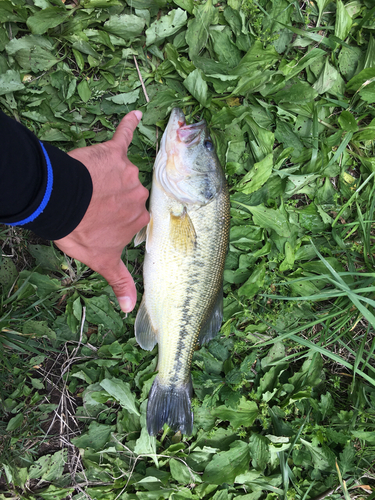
left=1, top=0, right=375, bottom=498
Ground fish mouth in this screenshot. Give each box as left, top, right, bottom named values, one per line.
left=166, top=108, right=206, bottom=147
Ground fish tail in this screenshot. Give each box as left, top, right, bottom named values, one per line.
left=146, top=376, right=193, bottom=436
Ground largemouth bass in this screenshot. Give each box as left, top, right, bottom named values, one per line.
left=134, top=108, right=230, bottom=436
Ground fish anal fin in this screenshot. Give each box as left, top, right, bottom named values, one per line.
left=198, top=287, right=223, bottom=345
left=169, top=208, right=196, bottom=254
left=146, top=375, right=193, bottom=436
left=135, top=299, right=157, bottom=351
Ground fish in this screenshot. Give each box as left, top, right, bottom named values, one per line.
left=134, top=108, right=230, bottom=436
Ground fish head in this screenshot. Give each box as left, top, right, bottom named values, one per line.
left=155, top=108, right=224, bottom=206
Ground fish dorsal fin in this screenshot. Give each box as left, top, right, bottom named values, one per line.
left=198, top=287, right=223, bottom=345
left=134, top=215, right=153, bottom=253
left=135, top=299, right=157, bottom=351
left=169, top=207, right=196, bottom=254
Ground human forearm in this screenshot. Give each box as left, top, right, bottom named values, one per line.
left=0, top=110, right=92, bottom=239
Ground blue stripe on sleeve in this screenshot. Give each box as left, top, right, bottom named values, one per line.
left=6, top=141, right=54, bottom=226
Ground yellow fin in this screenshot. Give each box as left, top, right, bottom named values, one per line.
left=170, top=207, right=196, bottom=253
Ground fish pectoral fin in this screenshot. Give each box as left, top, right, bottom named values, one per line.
left=169, top=207, right=196, bottom=254
left=198, top=286, right=224, bottom=345
left=135, top=299, right=158, bottom=351
left=134, top=215, right=153, bottom=253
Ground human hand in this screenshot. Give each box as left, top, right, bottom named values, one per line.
left=54, top=110, right=149, bottom=313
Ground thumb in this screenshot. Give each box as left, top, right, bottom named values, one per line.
left=101, top=259, right=138, bottom=313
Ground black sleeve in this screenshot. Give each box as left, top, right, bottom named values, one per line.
left=0, top=110, right=93, bottom=240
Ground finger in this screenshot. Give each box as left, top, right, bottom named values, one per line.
left=112, top=110, right=142, bottom=150
left=101, top=259, right=138, bottom=313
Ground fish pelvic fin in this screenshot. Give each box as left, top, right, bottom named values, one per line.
left=169, top=207, right=196, bottom=254
left=198, top=286, right=223, bottom=345
left=135, top=299, right=158, bottom=351
left=134, top=226, right=147, bottom=246
left=147, top=376, right=193, bottom=436
left=134, top=215, right=153, bottom=253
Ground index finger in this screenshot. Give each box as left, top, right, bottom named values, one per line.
left=112, top=110, right=142, bottom=149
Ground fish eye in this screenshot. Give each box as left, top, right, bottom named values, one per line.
left=204, top=139, right=214, bottom=151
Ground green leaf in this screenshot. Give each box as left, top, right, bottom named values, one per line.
left=72, top=38, right=100, bottom=60
left=143, top=88, right=181, bottom=125
left=248, top=433, right=270, bottom=471
left=6, top=413, right=24, bottom=431
left=0, top=70, right=24, bottom=95
left=315, top=0, right=331, bottom=25
left=0, top=257, right=17, bottom=295
left=338, top=443, right=356, bottom=476
left=186, top=0, right=217, bottom=59
left=83, top=295, right=123, bottom=334
left=338, top=110, right=358, bottom=131
left=165, top=43, right=195, bottom=79
left=346, top=67, right=375, bottom=92
left=202, top=440, right=250, bottom=484
left=83, top=0, right=121, bottom=6
left=29, top=449, right=67, bottom=481
left=30, top=377, right=44, bottom=389
left=39, top=128, right=70, bottom=142
left=106, top=89, right=140, bottom=105
left=183, top=68, right=208, bottom=106
left=6, top=34, right=58, bottom=71
left=28, top=244, right=64, bottom=272
left=338, top=45, right=362, bottom=81
left=210, top=27, right=242, bottom=68
left=359, top=81, right=375, bottom=103
left=300, top=438, right=335, bottom=472
left=279, top=241, right=295, bottom=272
left=77, top=79, right=92, bottom=102
left=26, top=7, right=69, bottom=35
left=23, top=320, right=56, bottom=340
left=100, top=378, right=140, bottom=416
left=353, top=119, right=375, bottom=141
left=71, top=421, right=115, bottom=451
left=244, top=116, right=274, bottom=160
left=233, top=41, right=279, bottom=76
left=335, top=0, right=352, bottom=41
left=103, top=14, right=145, bottom=40
left=238, top=261, right=266, bottom=297
left=273, top=80, right=318, bottom=104
left=247, top=205, right=291, bottom=237
left=282, top=48, right=325, bottom=81
left=146, top=9, right=187, bottom=46
left=134, top=401, right=158, bottom=466
left=275, top=121, right=304, bottom=158
left=170, top=459, right=200, bottom=484
left=213, top=397, right=258, bottom=428
left=351, top=431, right=375, bottom=444
left=313, top=58, right=341, bottom=94
left=20, top=271, right=60, bottom=299
left=298, top=203, right=329, bottom=233
left=36, top=486, right=75, bottom=500
left=237, top=153, right=273, bottom=194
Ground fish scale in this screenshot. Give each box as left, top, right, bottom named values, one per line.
left=148, top=185, right=230, bottom=389
left=134, top=108, right=230, bottom=435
